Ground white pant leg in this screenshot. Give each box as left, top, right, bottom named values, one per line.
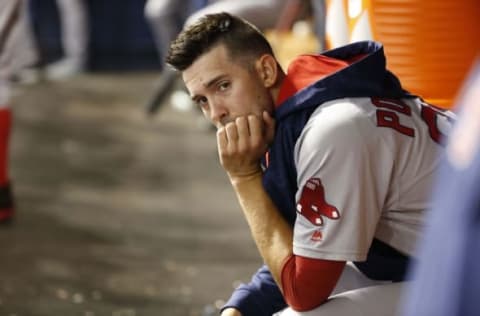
left=185, top=0, right=288, bottom=30
left=0, top=0, right=39, bottom=86
left=279, top=282, right=405, bottom=316
left=276, top=263, right=406, bottom=316
left=55, top=0, right=88, bottom=65
left=331, top=262, right=391, bottom=295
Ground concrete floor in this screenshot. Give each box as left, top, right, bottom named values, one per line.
left=1, top=73, right=262, bottom=316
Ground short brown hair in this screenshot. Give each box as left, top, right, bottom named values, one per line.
left=166, top=12, right=274, bottom=71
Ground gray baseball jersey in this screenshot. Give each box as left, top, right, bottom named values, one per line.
left=293, top=96, right=454, bottom=261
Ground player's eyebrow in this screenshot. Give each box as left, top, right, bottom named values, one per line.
left=204, top=74, right=228, bottom=89
left=190, top=74, right=228, bottom=101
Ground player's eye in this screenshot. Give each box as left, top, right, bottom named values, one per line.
left=218, top=81, right=230, bottom=92
left=196, top=97, right=209, bottom=110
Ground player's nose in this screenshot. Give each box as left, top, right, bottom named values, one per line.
left=210, top=100, right=228, bottom=124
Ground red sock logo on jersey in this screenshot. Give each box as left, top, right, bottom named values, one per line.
left=296, top=178, right=340, bottom=226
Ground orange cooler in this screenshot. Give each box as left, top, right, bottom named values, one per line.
left=326, top=0, right=480, bottom=109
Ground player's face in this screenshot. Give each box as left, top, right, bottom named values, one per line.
left=183, top=44, right=275, bottom=129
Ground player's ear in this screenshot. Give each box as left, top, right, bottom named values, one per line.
left=255, top=54, right=278, bottom=88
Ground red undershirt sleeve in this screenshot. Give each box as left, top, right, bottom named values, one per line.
left=281, top=254, right=346, bottom=311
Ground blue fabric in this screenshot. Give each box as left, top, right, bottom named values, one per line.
left=191, top=0, right=209, bottom=11
left=29, top=0, right=159, bottom=70
left=353, top=238, right=411, bottom=281
left=222, top=265, right=286, bottom=315
left=401, top=63, right=480, bottom=316
left=224, top=41, right=413, bottom=315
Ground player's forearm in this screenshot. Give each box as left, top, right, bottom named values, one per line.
left=230, top=172, right=293, bottom=288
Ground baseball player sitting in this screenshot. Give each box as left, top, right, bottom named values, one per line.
left=166, top=12, right=455, bottom=316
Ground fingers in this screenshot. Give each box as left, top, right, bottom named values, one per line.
left=225, top=121, right=239, bottom=142
left=216, top=119, right=244, bottom=159
left=248, top=115, right=263, bottom=148
left=216, top=126, right=228, bottom=155
left=217, top=113, right=273, bottom=154
left=236, top=116, right=249, bottom=152
left=216, top=114, right=272, bottom=177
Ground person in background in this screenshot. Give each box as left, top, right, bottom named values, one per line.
left=43, top=0, right=89, bottom=81
left=400, top=61, right=480, bottom=316
left=166, top=12, right=455, bottom=316
left=0, top=0, right=38, bottom=223
left=309, top=0, right=326, bottom=49
left=144, top=0, right=205, bottom=115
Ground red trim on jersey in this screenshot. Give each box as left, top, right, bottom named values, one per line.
left=276, top=54, right=367, bottom=106
left=281, top=255, right=345, bottom=311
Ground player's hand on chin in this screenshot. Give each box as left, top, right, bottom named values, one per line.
left=217, top=111, right=275, bottom=183
left=221, top=308, right=243, bottom=316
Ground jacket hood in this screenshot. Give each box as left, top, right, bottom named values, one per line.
left=275, top=41, right=412, bottom=121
